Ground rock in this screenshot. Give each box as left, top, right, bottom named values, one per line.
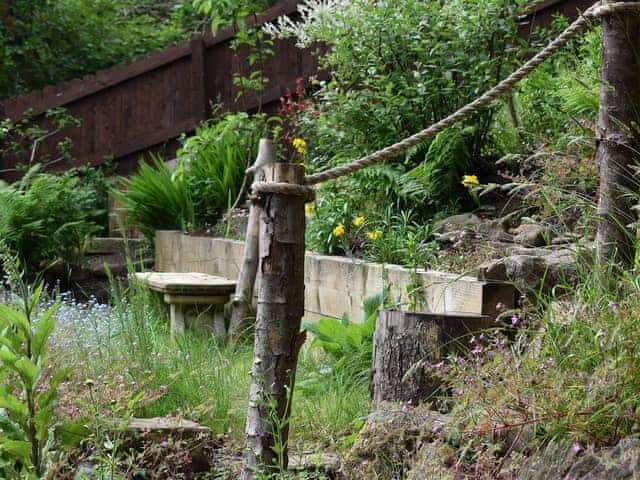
left=434, top=213, right=513, bottom=243
left=406, top=440, right=457, bottom=480
left=513, top=223, right=554, bottom=247
left=341, top=403, right=452, bottom=479
left=123, top=417, right=218, bottom=473
left=518, top=436, right=640, bottom=479
left=289, top=453, right=339, bottom=476
left=477, top=249, right=577, bottom=294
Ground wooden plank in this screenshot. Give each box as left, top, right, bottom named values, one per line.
left=3, top=42, right=193, bottom=119
left=190, top=37, right=208, bottom=123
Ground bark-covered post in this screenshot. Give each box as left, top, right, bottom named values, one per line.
left=228, top=140, right=277, bottom=344
left=241, top=161, right=307, bottom=479
left=595, top=0, right=640, bottom=268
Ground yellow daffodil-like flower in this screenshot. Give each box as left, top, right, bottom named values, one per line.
left=353, top=216, right=365, bottom=227
left=292, top=138, right=307, bottom=156
left=333, top=223, right=345, bottom=237
left=461, top=175, right=479, bottom=188
left=305, top=204, right=315, bottom=217
left=368, top=230, right=382, bottom=240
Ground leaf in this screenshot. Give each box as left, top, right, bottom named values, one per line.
left=14, top=357, right=39, bottom=390
left=0, top=305, right=30, bottom=336
left=0, top=439, right=31, bottom=462
left=0, top=392, right=28, bottom=423
left=32, top=303, right=59, bottom=360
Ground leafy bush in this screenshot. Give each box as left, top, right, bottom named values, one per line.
left=0, top=253, right=69, bottom=478
left=267, top=0, right=527, bottom=206
left=119, top=113, right=266, bottom=241
left=0, top=0, right=204, bottom=99
left=116, top=155, right=195, bottom=242
left=0, top=166, right=106, bottom=270
left=303, top=294, right=382, bottom=384
left=177, top=112, right=267, bottom=225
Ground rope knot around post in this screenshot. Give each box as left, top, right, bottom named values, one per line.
left=251, top=180, right=316, bottom=202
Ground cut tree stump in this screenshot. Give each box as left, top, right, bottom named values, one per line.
left=371, top=310, right=489, bottom=405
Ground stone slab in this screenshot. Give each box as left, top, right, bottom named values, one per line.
left=135, top=272, right=236, bottom=296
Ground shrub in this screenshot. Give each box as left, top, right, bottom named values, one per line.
left=303, top=293, right=382, bottom=385
left=116, top=154, right=195, bottom=242
left=0, top=253, right=69, bottom=478
left=0, top=166, right=106, bottom=271
left=267, top=0, right=527, bottom=208
left=119, top=112, right=267, bottom=241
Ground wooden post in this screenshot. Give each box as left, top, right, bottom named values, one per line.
left=228, top=140, right=277, bottom=343
left=371, top=310, right=488, bottom=405
left=241, top=162, right=307, bottom=479
left=595, top=0, right=640, bottom=269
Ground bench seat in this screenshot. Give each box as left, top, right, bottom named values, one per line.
left=135, top=272, right=236, bottom=338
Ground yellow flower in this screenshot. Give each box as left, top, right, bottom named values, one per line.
left=368, top=230, right=382, bottom=240
left=333, top=223, right=345, bottom=237
left=292, top=138, right=307, bottom=156
left=461, top=175, right=479, bottom=188
left=305, top=204, right=315, bottom=217
left=353, top=216, right=365, bottom=227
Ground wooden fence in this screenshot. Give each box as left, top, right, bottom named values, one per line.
left=0, top=0, right=592, bottom=181
left=0, top=0, right=315, bottom=179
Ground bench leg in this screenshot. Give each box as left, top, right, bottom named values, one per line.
left=170, top=303, right=186, bottom=338
left=212, top=305, right=226, bottom=341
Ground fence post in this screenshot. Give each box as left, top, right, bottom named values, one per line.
left=241, top=159, right=307, bottom=479
left=595, top=0, right=640, bottom=268
left=228, top=139, right=277, bottom=343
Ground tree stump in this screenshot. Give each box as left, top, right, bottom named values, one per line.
left=371, top=310, right=488, bottom=405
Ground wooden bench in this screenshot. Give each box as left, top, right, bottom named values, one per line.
left=135, top=272, right=236, bottom=338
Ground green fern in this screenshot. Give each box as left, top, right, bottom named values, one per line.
left=401, top=125, right=477, bottom=209
left=115, top=154, right=194, bottom=242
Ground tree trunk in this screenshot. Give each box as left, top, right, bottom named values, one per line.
left=241, top=162, right=307, bottom=479
left=371, top=310, right=488, bottom=405
left=595, top=0, right=640, bottom=269
left=228, top=140, right=277, bottom=344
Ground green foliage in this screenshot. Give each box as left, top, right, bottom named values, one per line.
left=0, top=252, right=69, bottom=478
left=119, top=112, right=265, bottom=241
left=268, top=0, right=527, bottom=207
left=499, top=26, right=601, bottom=153
left=0, top=166, right=106, bottom=270
left=0, top=0, right=203, bottom=99
left=302, top=294, right=382, bottom=384
left=116, top=154, right=195, bottom=242
left=177, top=112, right=267, bottom=224
left=194, top=0, right=276, bottom=102
left=0, top=108, right=82, bottom=173
left=402, top=126, right=478, bottom=212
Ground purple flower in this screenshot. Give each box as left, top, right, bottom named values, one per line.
left=608, top=300, right=619, bottom=313
left=511, top=315, right=520, bottom=326
left=471, top=346, right=484, bottom=356
left=160, top=440, right=168, bottom=448
left=572, top=442, right=583, bottom=455
left=434, top=360, right=445, bottom=369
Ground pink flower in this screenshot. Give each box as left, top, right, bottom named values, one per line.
left=572, top=442, right=583, bottom=455
left=608, top=300, right=619, bottom=313
left=511, top=315, right=520, bottom=326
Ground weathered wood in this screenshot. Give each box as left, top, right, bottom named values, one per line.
left=595, top=0, right=640, bottom=269
left=228, top=140, right=277, bottom=343
left=371, top=310, right=489, bottom=405
left=241, top=161, right=306, bottom=480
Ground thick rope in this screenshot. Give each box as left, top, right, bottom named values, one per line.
left=253, top=1, right=640, bottom=198
left=251, top=181, right=316, bottom=201
left=303, top=1, right=639, bottom=186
